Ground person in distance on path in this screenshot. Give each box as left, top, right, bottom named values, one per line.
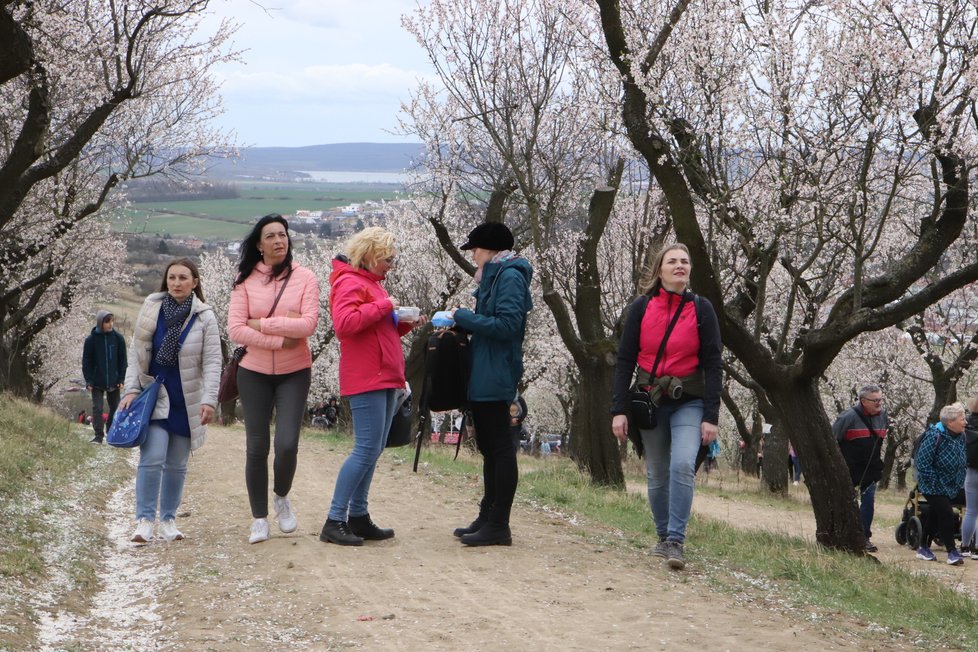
left=82, top=310, right=127, bottom=444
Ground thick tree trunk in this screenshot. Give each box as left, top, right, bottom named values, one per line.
left=879, top=438, right=899, bottom=491
left=894, top=466, right=909, bottom=492
left=761, top=429, right=789, bottom=494
left=738, top=416, right=763, bottom=476
left=568, top=349, right=623, bottom=487
left=537, top=172, right=625, bottom=488
left=768, top=380, right=865, bottom=552
left=219, top=399, right=238, bottom=425
left=0, top=339, right=36, bottom=398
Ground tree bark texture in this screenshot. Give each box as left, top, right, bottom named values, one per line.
left=768, top=381, right=866, bottom=551
left=568, top=350, right=623, bottom=487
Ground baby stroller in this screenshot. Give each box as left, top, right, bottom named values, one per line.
left=311, top=404, right=338, bottom=429
left=894, top=485, right=966, bottom=549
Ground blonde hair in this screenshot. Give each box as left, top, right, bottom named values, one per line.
left=638, top=243, right=690, bottom=294
left=965, top=395, right=978, bottom=413
left=345, top=227, right=396, bottom=269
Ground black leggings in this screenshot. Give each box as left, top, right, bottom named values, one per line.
left=470, top=400, right=518, bottom=526
left=238, top=366, right=311, bottom=518
left=923, top=493, right=959, bottom=552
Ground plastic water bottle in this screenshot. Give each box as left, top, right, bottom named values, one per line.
left=395, top=306, right=420, bottom=321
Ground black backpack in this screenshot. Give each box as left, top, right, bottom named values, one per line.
left=385, top=391, right=413, bottom=448
left=426, top=328, right=471, bottom=412
left=413, top=327, right=471, bottom=471
left=910, top=427, right=943, bottom=482
left=966, top=429, right=978, bottom=470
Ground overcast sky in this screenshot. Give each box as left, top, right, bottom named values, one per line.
left=200, top=0, right=434, bottom=147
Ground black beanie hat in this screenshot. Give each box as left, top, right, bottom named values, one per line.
left=459, top=222, right=514, bottom=251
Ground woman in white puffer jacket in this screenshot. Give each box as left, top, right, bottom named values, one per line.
left=120, top=258, right=222, bottom=544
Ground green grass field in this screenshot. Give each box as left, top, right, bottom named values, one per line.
left=121, top=212, right=251, bottom=240
left=112, top=181, right=402, bottom=240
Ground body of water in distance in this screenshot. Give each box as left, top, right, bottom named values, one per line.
left=298, top=170, right=408, bottom=184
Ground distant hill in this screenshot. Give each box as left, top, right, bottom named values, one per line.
left=207, top=142, right=425, bottom=179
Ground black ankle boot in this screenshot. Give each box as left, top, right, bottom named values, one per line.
left=460, top=523, right=512, bottom=547
left=453, top=515, right=487, bottom=538
left=348, top=513, right=394, bottom=540
left=319, top=519, right=364, bottom=546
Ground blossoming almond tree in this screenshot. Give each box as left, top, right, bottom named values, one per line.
left=0, top=0, right=235, bottom=397
left=403, top=0, right=669, bottom=485
left=597, top=0, right=978, bottom=551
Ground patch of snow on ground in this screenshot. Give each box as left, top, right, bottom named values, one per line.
left=37, top=457, right=173, bottom=651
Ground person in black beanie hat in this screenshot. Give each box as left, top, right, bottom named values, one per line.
left=450, top=222, right=533, bottom=546
left=459, top=221, right=515, bottom=252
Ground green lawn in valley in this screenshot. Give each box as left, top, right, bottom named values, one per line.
left=132, top=182, right=401, bottom=220
left=110, top=181, right=403, bottom=240
left=122, top=211, right=251, bottom=240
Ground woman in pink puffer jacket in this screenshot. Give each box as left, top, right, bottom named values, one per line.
left=228, top=214, right=320, bottom=544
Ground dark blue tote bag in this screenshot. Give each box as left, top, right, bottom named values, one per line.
left=107, top=313, right=197, bottom=448
left=106, top=377, right=162, bottom=448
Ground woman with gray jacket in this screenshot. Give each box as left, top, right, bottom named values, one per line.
left=119, top=258, right=222, bottom=544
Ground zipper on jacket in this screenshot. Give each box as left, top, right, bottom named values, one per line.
left=659, top=292, right=678, bottom=375
left=103, top=338, right=111, bottom=387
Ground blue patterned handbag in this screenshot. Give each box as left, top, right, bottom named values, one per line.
left=107, top=313, right=197, bottom=448
left=106, top=377, right=162, bottom=448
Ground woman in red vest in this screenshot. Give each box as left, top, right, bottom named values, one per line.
left=611, top=243, right=722, bottom=571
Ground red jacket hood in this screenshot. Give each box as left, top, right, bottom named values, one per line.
left=329, top=257, right=385, bottom=285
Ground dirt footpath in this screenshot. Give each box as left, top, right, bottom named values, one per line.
left=50, top=427, right=951, bottom=651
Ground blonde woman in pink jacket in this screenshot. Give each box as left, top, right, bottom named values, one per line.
left=228, top=214, right=320, bottom=544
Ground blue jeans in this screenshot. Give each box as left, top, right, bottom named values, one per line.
left=135, top=423, right=191, bottom=521
left=641, top=399, right=704, bottom=543
left=327, top=389, right=397, bottom=521
left=790, top=455, right=802, bottom=482
left=961, top=468, right=978, bottom=550
left=859, top=482, right=876, bottom=540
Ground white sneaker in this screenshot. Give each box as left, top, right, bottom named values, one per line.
left=249, top=518, right=270, bottom=544
left=273, top=494, right=297, bottom=533
left=130, top=519, right=155, bottom=544
left=159, top=519, right=184, bottom=542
